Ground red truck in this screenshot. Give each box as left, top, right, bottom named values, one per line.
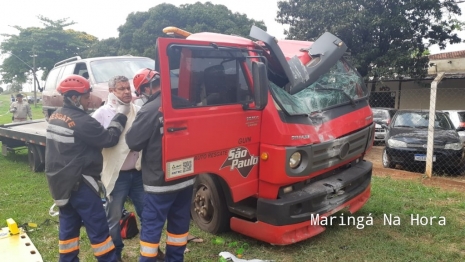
left=158, top=26, right=374, bottom=245
left=0, top=25, right=374, bottom=245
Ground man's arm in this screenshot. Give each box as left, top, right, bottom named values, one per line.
left=9, top=102, right=16, bottom=113
left=126, top=107, right=161, bottom=152
left=76, top=113, right=127, bottom=149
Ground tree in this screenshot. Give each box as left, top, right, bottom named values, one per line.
left=276, top=0, right=464, bottom=79
left=0, top=87, right=3, bottom=93
left=83, top=37, right=121, bottom=57
left=10, top=81, right=22, bottom=93
left=117, top=2, right=267, bottom=57
left=0, top=16, right=98, bottom=84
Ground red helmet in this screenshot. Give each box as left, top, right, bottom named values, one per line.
left=57, top=75, right=91, bottom=95
left=133, top=68, right=160, bottom=94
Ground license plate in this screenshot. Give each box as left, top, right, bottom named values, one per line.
left=414, top=154, right=436, bottom=162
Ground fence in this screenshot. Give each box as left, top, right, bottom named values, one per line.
left=369, top=83, right=465, bottom=176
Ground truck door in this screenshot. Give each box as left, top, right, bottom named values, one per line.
left=157, top=38, right=262, bottom=201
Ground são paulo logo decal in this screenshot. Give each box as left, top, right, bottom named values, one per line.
left=221, top=147, right=259, bottom=178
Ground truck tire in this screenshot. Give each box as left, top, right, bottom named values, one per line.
left=28, top=144, right=45, bottom=172
left=191, top=174, right=230, bottom=234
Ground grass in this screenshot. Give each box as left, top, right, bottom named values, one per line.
left=1, top=93, right=465, bottom=261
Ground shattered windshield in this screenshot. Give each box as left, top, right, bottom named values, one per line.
left=270, top=58, right=368, bottom=115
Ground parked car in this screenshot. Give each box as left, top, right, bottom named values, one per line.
left=372, top=107, right=397, bottom=143
left=381, top=110, right=465, bottom=174
left=42, top=55, right=155, bottom=119
left=443, top=110, right=465, bottom=144
left=27, top=95, right=41, bottom=104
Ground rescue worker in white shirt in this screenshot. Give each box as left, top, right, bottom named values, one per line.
left=126, top=68, right=195, bottom=262
left=92, top=75, right=162, bottom=262
left=10, top=93, right=32, bottom=122
left=45, top=75, right=129, bottom=262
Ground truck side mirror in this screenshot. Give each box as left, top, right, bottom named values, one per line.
left=252, top=61, right=268, bottom=110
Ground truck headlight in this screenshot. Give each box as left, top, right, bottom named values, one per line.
left=289, top=152, right=302, bottom=169
left=387, top=138, right=407, bottom=148
left=444, top=142, right=463, bottom=150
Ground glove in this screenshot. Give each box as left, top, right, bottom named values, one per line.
left=110, top=112, right=128, bottom=131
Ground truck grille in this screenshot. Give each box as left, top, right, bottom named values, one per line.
left=285, top=125, right=373, bottom=177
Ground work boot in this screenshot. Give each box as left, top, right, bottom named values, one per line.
left=156, top=248, right=165, bottom=261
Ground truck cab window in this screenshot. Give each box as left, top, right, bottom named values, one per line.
left=168, top=46, right=252, bottom=109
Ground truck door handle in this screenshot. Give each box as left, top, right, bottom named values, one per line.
left=167, top=127, right=187, bottom=132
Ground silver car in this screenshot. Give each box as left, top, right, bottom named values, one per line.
left=372, top=107, right=397, bottom=143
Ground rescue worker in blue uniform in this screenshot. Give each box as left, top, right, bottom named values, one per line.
left=126, top=68, right=195, bottom=262
left=45, top=75, right=130, bottom=262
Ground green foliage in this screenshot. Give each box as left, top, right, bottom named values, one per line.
left=116, top=2, right=267, bottom=58
left=276, top=0, right=464, bottom=79
left=0, top=16, right=98, bottom=84
left=82, top=37, right=121, bottom=57
left=9, top=81, right=23, bottom=93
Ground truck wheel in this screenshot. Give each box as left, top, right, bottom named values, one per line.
left=191, top=174, right=230, bottom=234
left=28, top=144, right=45, bottom=172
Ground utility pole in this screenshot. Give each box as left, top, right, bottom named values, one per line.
left=30, top=53, right=38, bottom=107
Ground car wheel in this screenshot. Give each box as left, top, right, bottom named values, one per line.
left=191, top=174, right=230, bottom=234
left=382, top=148, right=394, bottom=168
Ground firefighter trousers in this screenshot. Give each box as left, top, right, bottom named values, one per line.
left=58, top=182, right=117, bottom=262
left=139, top=186, right=194, bottom=262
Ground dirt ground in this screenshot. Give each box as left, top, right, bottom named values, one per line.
left=365, top=145, right=465, bottom=192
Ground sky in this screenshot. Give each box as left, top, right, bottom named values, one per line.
left=1, top=0, right=465, bottom=91
left=0, top=0, right=289, bottom=91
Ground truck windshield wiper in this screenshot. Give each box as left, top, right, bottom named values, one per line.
left=314, top=87, right=356, bottom=107
left=394, top=125, right=413, bottom=128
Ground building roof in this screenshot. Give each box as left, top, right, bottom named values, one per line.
left=429, top=50, right=465, bottom=60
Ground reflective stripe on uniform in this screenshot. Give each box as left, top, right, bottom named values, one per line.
left=46, top=132, right=75, bottom=143
left=48, top=124, right=74, bottom=135
left=166, top=232, right=188, bottom=246
left=82, top=175, right=99, bottom=193
left=91, top=236, right=115, bottom=257
left=59, top=237, right=79, bottom=254
left=144, top=178, right=195, bottom=193
left=55, top=199, right=69, bottom=206
left=108, top=121, right=124, bottom=133
left=140, top=240, right=159, bottom=257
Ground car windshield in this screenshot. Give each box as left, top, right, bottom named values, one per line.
left=90, top=57, right=155, bottom=83
left=372, top=109, right=390, bottom=120
left=270, top=58, right=368, bottom=115
left=393, top=112, right=453, bottom=129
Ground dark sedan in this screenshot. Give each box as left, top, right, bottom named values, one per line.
left=382, top=110, right=465, bottom=174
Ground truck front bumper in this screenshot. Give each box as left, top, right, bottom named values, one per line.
left=258, top=160, right=372, bottom=226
